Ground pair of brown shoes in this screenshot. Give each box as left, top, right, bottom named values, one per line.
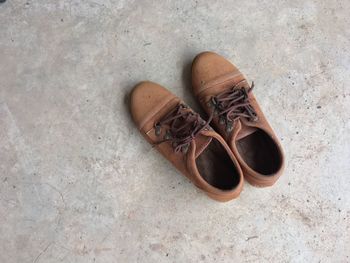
left=130, top=51, right=285, bottom=202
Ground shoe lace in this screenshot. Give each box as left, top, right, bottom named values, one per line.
left=208, top=80, right=258, bottom=133
left=154, top=104, right=211, bottom=153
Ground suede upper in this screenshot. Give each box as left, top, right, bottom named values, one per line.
left=192, top=52, right=285, bottom=187
left=130, top=81, right=243, bottom=201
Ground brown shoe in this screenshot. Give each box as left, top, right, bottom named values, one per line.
left=130, top=81, right=243, bottom=201
left=192, top=52, right=285, bottom=187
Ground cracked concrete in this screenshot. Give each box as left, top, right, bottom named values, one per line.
left=0, top=0, right=349, bottom=262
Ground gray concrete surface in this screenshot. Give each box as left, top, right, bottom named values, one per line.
left=1, top=0, right=349, bottom=262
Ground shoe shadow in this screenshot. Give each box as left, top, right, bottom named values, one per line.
left=119, top=80, right=139, bottom=130
left=106, top=80, right=139, bottom=161
left=180, top=51, right=207, bottom=117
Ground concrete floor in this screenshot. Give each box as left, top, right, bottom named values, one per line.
left=1, top=0, right=349, bottom=262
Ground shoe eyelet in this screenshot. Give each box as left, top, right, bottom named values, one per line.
left=155, top=125, right=161, bottom=136
left=226, top=121, right=233, bottom=133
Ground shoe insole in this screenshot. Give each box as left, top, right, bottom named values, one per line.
left=236, top=129, right=282, bottom=175
left=196, top=139, right=240, bottom=190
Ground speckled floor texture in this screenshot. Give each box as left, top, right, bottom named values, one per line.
left=1, top=0, right=349, bottom=262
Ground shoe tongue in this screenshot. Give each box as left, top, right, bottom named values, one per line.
left=193, top=131, right=212, bottom=158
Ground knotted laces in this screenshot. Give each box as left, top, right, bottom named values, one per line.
left=208, top=80, right=258, bottom=133
left=154, top=104, right=211, bottom=153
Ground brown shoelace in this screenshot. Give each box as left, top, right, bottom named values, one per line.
left=154, top=104, right=211, bottom=153
left=208, top=80, right=258, bottom=133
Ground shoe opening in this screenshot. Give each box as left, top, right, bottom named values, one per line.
left=236, top=129, right=282, bottom=175
left=196, top=138, right=240, bottom=190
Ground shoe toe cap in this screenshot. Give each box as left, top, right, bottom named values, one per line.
left=130, top=81, right=176, bottom=129
left=192, top=51, right=239, bottom=96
